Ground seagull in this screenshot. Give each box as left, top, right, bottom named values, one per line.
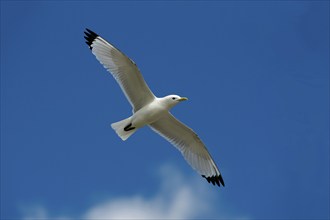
left=84, top=28, right=225, bottom=187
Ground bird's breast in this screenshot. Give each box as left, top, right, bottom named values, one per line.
left=131, top=101, right=166, bottom=128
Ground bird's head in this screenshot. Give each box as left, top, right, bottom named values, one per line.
left=161, top=95, right=188, bottom=109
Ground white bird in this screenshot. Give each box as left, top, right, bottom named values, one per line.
left=84, top=28, right=225, bottom=187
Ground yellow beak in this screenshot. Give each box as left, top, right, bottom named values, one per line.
left=177, top=97, right=188, bottom=102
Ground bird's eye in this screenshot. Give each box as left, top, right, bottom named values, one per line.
left=172, top=97, right=176, bottom=100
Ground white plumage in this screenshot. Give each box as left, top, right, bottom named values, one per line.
left=84, top=28, right=224, bottom=187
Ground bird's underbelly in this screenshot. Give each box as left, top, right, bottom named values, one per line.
left=131, top=104, right=166, bottom=128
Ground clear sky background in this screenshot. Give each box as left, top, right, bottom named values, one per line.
left=1, top=1, right=329, bottom=219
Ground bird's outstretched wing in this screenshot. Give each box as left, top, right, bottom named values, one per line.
left=84, top=28, right=155, bottom=112
left=149, top=113, right=225, bottom=187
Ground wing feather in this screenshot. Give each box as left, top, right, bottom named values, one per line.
left=84, top=28, right=155, bottom=112
left=150, top=113, right=225, bottom=187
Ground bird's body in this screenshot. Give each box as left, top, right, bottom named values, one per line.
left=84, top=28, right=225, bottom=187
left=130, top=97, right=169, bottom=128
left=112, top=95, right=188, bottom=141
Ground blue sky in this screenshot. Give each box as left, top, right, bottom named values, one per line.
left=1, top=1, right=329, bottom=219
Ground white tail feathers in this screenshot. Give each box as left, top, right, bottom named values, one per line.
left=111, top=117, right=137, bottom=141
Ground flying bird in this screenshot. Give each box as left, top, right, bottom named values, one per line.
left=84, top=28, right=225, bottom=187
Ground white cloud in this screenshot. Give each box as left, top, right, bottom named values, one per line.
left=22, top=165, right=244, bottom=219
left=84, top=165, right=212, bottom=219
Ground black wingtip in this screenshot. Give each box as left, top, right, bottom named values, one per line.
left=219, top=175, right=225, bottom=187
left=84, top=28, right=99, bottom=49
left=202, top=175, right=225, bottom=187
